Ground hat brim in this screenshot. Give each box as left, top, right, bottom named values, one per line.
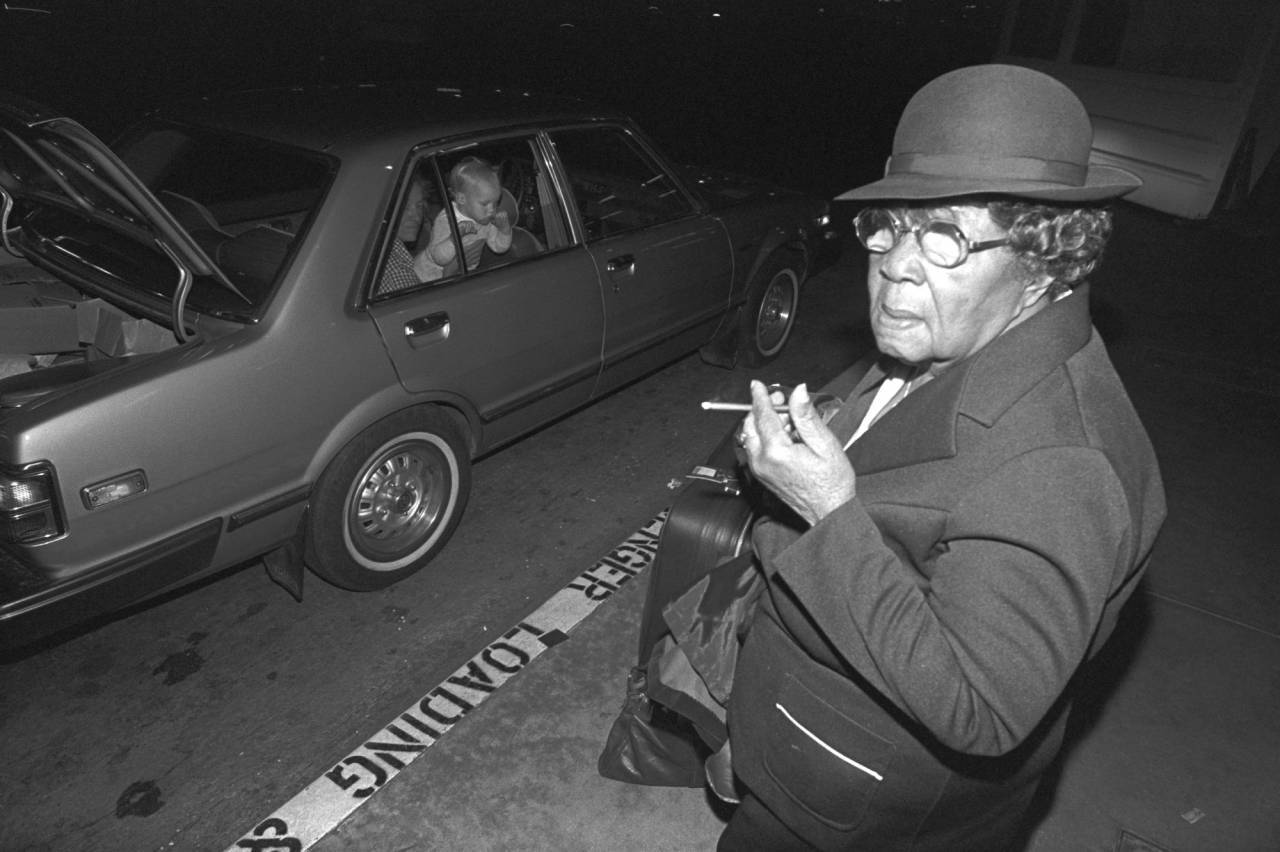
left=835, top=164, right=1141, bottom=204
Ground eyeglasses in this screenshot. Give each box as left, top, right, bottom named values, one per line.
left=853, top=208, right=1010, bottom=269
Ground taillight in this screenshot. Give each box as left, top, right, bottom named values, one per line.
left=1, top=463, right=65, bottom=543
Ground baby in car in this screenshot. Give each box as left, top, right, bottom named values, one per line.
left=418, top=156, right=512, bottom=279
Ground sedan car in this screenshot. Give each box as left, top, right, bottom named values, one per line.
left=0, top=82, right=834, bottom=648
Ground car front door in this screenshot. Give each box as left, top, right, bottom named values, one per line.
left=548, top=124, right=733, bottom=392
left=367, top=135, right=604, bottom=442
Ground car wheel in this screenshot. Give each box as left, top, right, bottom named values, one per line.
left=307, top=407, right=470, bottom=591
left=737, top=251, right=802, bottom=366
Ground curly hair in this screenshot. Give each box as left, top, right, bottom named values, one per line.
left=982, top=196, right=1114, bottom=297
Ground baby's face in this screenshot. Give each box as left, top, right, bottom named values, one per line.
left=456, top=176, right=501, bottom=224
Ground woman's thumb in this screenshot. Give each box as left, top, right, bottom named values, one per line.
left=790, top=384, right=832, bottom=443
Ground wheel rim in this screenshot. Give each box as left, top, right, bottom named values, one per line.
left=344, top=434, right=456, bottom=570
left=754, top=269, right=798, bottom=357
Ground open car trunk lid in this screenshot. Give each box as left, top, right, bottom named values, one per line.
left=0, top=91, right=248, bottom=338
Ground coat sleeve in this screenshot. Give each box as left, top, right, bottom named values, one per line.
left=769, top=446, right=1134, bottom=756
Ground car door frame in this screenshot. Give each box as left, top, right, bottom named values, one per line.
left=360, top=128, right=607, bottom=453
left=540, top=120, right=735, bottom=394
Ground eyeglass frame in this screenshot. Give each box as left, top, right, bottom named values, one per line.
left=853, top=207, right=1011, bottom=269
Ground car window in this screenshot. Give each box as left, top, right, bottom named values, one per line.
left=374, top=160, right=444, bottom=297
left=372, top=135, right=566, bottom=300
left=548, top=125, right=696, bottom=241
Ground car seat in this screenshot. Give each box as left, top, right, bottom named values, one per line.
left=499, top=188, right=545, bottom=257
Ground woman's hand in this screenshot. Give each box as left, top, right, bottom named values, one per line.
left=739, top=380, right=857, bottom=526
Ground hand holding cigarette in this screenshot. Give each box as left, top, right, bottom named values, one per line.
left=736, top=381, right=858, bottom=525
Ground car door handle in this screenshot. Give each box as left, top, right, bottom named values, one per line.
left=405, top=312, right=450, bottom=346
left=606, top=254, right=635, bottom=274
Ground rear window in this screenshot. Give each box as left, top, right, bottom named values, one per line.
left=112, top=121, right=335, bottom=311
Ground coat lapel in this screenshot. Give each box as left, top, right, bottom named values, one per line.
left=822, top=353, right=893, bottom=443
left=848, top=287, right=1095, bottom=476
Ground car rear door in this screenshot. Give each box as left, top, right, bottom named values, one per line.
left=547, top=124, right=733, bottom=392
left=367, top=135, right=604, bottom=437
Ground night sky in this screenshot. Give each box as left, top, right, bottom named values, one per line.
left=3, top=0, right=1007, bottom=196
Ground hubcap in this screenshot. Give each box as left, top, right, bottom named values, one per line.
left=756, top=273, right=796, bottom=355
left=349, top=441, right=449, bottom=562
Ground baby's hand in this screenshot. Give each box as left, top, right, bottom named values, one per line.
left=492, top=210, right=511, bottom=233
left=458, top=220, right=479, bottom=237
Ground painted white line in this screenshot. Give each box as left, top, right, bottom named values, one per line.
left=224, top=512, right=666, bottom=852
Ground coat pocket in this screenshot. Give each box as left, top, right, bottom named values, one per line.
left=762, top=673, right=897, bottom=831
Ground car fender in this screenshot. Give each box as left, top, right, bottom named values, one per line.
left=299, top=385, right=482, bottom=489
left=739, top=225, right=812, bottom=297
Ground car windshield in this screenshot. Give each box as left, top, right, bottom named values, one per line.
left=0, top=117, right=333, bottom=320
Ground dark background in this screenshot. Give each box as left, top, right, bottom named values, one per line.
left=2, top=0, right=1008, bottom=198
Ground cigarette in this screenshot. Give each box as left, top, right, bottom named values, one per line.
left=700, top=401, right=790, bottom=412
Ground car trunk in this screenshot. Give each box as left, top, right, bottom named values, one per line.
left=0, top=97, right=273, bottom=397
left=0, top=259, right=174, bottom=396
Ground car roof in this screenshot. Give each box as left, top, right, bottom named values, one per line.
left=151, top=81, right=628, bottom=157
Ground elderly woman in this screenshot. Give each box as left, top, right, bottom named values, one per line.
left=721, top=65, right=1166, bottom=850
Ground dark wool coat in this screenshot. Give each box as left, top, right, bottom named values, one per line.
left=726, top=289, right=1166, bottom=850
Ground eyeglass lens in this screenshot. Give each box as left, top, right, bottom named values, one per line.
left=855, top=209, right=968, bottom=268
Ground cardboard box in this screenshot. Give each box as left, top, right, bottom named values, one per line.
left=0, top=353, right=58, bottom=380
left=0, top=262, right=175, bottom=359
left=0, top=283, right=81, bottom=354
left=76, top=298, right=175, bottom=358
left=0, top=354, right=34, bottom=380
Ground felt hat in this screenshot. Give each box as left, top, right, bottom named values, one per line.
left=837, top=64, right=1141, bottom=203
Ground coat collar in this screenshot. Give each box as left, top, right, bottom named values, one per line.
left=849, top=285, right=1094, bottom=474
